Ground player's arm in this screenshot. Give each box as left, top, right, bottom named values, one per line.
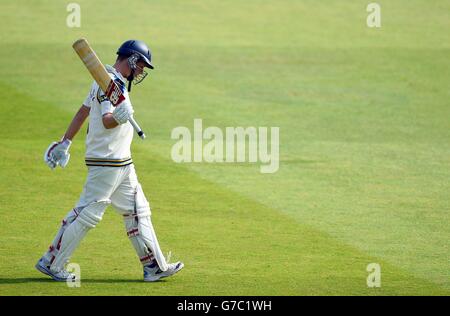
left=102, top=113, right=119, bottom=129
left=102, top=99, right=134, bottom=129
left=63, top=104, right=91, bottom=140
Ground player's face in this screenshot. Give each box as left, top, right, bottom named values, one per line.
left=134, top=61, right=146, bottom=75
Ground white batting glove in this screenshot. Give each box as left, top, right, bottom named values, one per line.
left=112, top=101, right=134, bottom=125
left=44, top=139, right=72, bottom=169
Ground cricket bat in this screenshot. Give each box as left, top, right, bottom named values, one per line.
left=72, top=38, right=146, bottom=139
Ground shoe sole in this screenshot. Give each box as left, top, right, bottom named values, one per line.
left=35, top=262, right=69, bottom=282
left=144, top=262, right=184, bottom=282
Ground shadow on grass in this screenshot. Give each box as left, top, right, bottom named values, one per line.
left=0, top=278, right=166, bottom=284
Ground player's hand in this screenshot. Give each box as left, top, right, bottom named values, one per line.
left=112, top=101, right=134, bottom=125
left=44, top=139, right=72, bottom=169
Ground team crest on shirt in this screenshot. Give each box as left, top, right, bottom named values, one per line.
left=96, top=88, right=109, bottom=103
left=114, top=78, right=126, bottom=92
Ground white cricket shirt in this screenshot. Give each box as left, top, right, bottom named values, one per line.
left=82, top=65, right=134, bottom=167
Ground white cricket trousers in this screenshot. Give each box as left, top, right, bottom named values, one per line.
left=43, top=164, right=151, bottom=269
left=77, top=164, right=148, bottom=215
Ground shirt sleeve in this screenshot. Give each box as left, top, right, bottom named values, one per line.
left=97, top=87, right=114, bottom=115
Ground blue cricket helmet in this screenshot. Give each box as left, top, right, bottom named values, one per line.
left=117, top=40, right=154, bottom=69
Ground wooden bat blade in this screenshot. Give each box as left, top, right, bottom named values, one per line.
left=72, top=38, right=125, bottom=106
left=72, top=38, right=110, bottom=92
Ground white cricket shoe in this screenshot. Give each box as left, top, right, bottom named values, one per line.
left=143, top=261, right=184, bottom=282
left=35, top=258, right=76, bottom=282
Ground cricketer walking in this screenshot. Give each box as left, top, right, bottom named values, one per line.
left=36, top=40, right=184, bottom=282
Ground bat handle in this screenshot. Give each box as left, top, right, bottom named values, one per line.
left=129, top=116, right=146, bottom=140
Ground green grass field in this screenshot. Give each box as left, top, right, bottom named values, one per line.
left=0, top=0, right=449, bottom=295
